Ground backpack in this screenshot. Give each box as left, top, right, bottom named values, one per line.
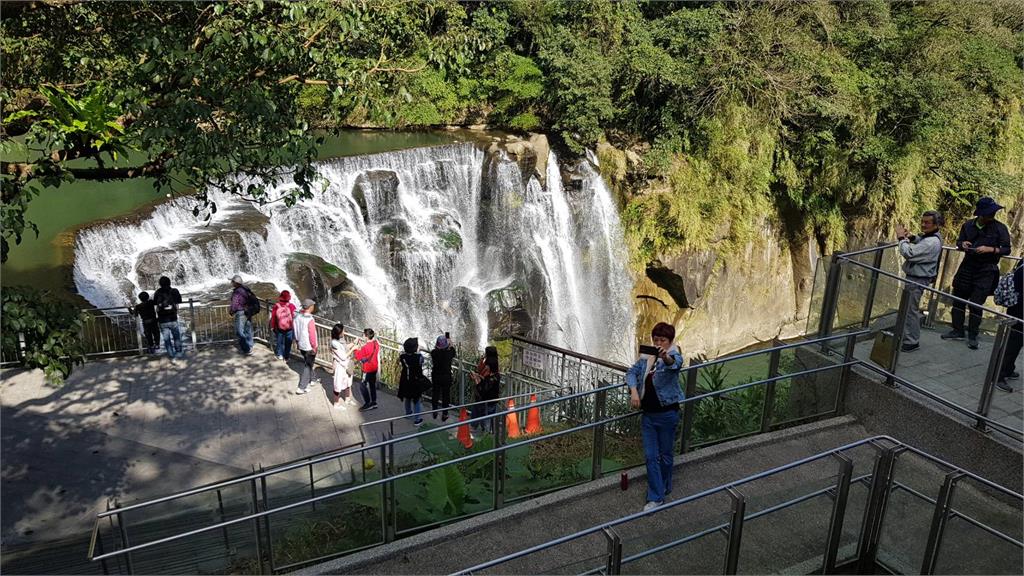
left=244, top=288, right=261, bottom=318
left=273, top=303, right=293, bottom=331
left=994, top=269, right=1019, bottom=307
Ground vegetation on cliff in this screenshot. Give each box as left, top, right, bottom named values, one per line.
left=2, top=0, right=1021, bottom=378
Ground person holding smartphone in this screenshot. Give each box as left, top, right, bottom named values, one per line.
left=626, top=322, right=684, bottom=511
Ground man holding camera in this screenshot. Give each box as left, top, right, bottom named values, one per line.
left=626, top=322, right=684, bottom=512
left=941, top=197, right=1012, bottom=350
left=895, top=211, right=944, bottom=352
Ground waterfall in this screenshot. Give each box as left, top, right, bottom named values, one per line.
left=73, top=142, right=636, bottom=361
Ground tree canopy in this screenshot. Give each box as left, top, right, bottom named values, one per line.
left=2, top=0, right=1022, bottom=379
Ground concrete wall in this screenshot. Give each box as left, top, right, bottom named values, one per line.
left=843, top=364, right=1023, bottom=493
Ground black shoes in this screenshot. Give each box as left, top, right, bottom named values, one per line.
left=940, top=330, right=965, bottom=341
left=967, top=338, right=979, bottom=350
left=901, top=343, right=920, bottom=352
left=996, top=379, right=1014, bottom=393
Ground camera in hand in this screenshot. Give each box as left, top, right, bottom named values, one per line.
left=638, top=344, right=659, bottom=356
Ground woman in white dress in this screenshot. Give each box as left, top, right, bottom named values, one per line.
left=331, top=324, right=357, bottom=409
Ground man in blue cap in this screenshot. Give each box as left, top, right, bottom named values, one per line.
left=941, top=197, right=1012, bottom=350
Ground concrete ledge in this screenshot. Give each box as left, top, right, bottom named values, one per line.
left=293, top=415, right=859, bottom=575
left=844, top=363, right=1022, bottom=492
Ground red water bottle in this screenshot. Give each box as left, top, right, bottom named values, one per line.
left=620, top=472, right=629, bottom=491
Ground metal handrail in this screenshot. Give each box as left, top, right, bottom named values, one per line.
left=452, top=434, right=1022, bottom=575
left=93, top=330, right=859, bottom=520
left=512, top=335, right=631, bottom=371
left=87, top=342, right=860, bottom=562
left=839, top=242, right=1020, bottom=262
left=855, top=361, right=1023, bottom=442
left=360, top=386, right=569, bottom=430
left=839, top=256, right=1020, bottom=322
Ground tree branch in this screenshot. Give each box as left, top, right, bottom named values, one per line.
left=3, top=152, right=172, bottom=181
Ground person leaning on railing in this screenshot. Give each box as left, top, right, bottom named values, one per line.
left=895, top=211, right=944, bottom=352
left=626, top=322, right=684, bottom=512
left=941, top=197, right=1012, bottom=350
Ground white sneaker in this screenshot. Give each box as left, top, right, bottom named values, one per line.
left=334, top=402, right=347, bottom=411
left=294, top=388, right=308, bottom=395
left=643, top=501, right=663, bottom=512
left=346, top=397, right=358, bottom=406
left=275, top=355, right=283, bottom=360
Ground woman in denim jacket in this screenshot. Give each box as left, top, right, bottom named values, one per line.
left=626, top=322, right=684, bottom=511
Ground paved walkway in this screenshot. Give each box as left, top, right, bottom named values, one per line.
left=0, top=343, right=410, bottom=549
left=853, top=326, right=1023, bottom=432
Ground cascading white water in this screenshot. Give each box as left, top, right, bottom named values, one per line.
left=73, top=142, right=636, bottom=360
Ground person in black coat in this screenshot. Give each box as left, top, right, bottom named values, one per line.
left=941, top=197, right=1012, bottom=350
left=429, top=333, right=457, bottom=421
left=398, top=337, right=425, bottom=426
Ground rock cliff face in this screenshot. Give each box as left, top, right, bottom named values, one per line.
left=634, top=224, right=818, bottom=358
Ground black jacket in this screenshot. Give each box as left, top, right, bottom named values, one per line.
left=956, top=218, right=1011, bottom=270
left=430, top=347, right=456, bottom=385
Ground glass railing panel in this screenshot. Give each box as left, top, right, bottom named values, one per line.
left=120, top=515, right=261, bottom=575
left=932, top=476, right=1023, bottom=575
left=690, top=383, right=764, bottom=447
left=876, top=452, right=948, bottom=573
left=265, top=482, right=384, bottom=571
left=473, top=531, right=610, bottom=575
left=696, top=353, right=772, bottom=392
left=504, top=426, right=594, bottom=502
left=806, top=256, right=829, bottom=335
left=738, top=492, right=835, bottom=574
left=832, top=259, right=875, bottom=331
left=768, top=368, right=842, bottom=427
left=616, top=491, right=732, bottom=575
left=601, top=412, right=644, bottom=475
left=892, top=290, right=996, bottom=420
left=391, top=434, right=495, bottom=532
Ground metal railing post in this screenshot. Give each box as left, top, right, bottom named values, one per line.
left=920, top=471, right=964, bottom=575
left=114, top=504, right=134, bottom=575
left=382, top=440, right=393, bottom=541
left=723, top=487, right=746, bottom=574
left=976, top=319, right=1012, bottom=431
left=260, top=473, right=275, bottom=573
left=309, top=461, right=316, bottom=511
left=860, top=243, right=888, bottom=327
left=760, top=343, right=781, bottom=433
left=818, top=252, right=846, bottom=340
left=188, top=299, right=197, bottom=352
left=494, top=411, right=506, bottom=510
left=924, top=249, right=953, bottom=328
left=856, top=446, right=899, bottom=573
left=884, top=288, right=913, bottom=386
left=835, top=332, right=858, bottom=414
left=249, top=477, right=264, bottom=575
left=680, top=364, right=699, bottom=454
left=386, top=443, right=397, bottom=542
left=822, top=452, right=854, bottom=574
left=592, top=386, right=608, bottom=481
left=216, top=488, right=230, bottom=552
left=602, top=526, right=623, bottom=575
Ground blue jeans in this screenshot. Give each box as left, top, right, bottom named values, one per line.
left=641, top=409, right=679, bottom=504
left=159, top=321, right=183, bottom=359
left=275, top=329, right=294, bottom=358
left=234, top=311, right=253, bottom=353
left=404, top=397, right=423, bottom=422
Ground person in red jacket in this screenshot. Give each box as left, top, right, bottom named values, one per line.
left=354, top=328, right=380, bottom=411
left=269, top=290, right=297, bottom=360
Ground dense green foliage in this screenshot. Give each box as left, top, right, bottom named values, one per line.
left=4, top=0, right=1021, bottom=257
left=1, top=286, right=85, bottom=383
left=1, top=1, right=1021, bottom=377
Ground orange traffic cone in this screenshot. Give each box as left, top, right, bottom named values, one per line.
left=525, top=394, right=543, bottom=435
left=457, top=407, right=474, bottom=449
left=506, top=399, right=521, bottom=438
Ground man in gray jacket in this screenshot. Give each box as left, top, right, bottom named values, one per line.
left=896, top=211, right=944, bottom=352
